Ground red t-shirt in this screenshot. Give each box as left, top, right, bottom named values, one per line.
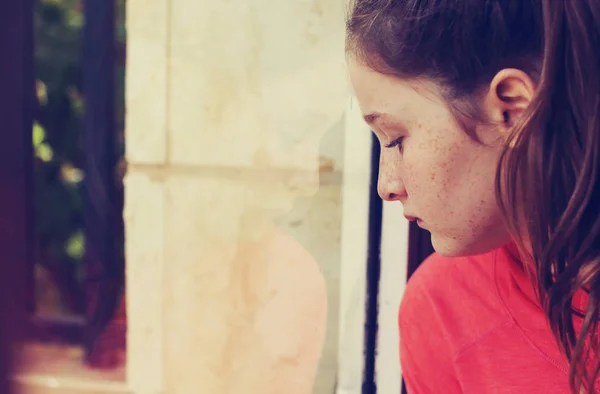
left=398, top=246, right=584, bottom=394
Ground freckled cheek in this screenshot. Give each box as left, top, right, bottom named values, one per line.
left=404, top=159, right=457, bottom=215
left=404, top=139, right=458, bottom=207
left=429, top=161, right=454, bottom=193
left=402, top=163, right=432, bottom=200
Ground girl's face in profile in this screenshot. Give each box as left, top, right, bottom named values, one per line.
left=349, top=58, right=512, bottom=256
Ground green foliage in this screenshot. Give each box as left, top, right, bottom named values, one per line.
left=33, top=122, right=54, bottom=162
left=34, top=0, right=125, bottom=315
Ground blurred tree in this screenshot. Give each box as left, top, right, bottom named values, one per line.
left=33, top=0, right=126, bottom=318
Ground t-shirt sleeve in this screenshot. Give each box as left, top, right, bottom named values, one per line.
left=399, top=260, right=462, bottom=394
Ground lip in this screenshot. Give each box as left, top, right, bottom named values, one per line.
left=404, top=215, right=426, bottom=228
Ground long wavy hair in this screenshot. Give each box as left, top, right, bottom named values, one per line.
left=346, top=1, right=600, bottom=392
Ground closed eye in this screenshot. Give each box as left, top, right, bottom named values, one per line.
left=384, top=137, right=404, bottom=150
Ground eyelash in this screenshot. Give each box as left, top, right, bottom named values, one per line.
left=384, top=137, right=404, bottom=151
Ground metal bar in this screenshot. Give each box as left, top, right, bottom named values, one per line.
left=363, top=134, right=383, bottom=394
left=82, top=0, right=123, bottom=362
left=406, top=224, right=434, bottom=281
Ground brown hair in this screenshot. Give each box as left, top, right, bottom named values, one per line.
left=347, top=1, right=600, bottom=392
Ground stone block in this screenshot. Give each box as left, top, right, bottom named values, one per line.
left=125, top=0, right=169, bottom=164
left=167, top=0, right=348, bottom=172
left=161, top=173, right=328, bottom=393
left=123, top=171, right=165, bottom=393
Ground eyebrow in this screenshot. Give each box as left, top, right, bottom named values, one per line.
left=364, top=111, right=401, bottom=127
left=363, top=112, right=409, bottom=133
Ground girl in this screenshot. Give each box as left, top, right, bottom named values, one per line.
left=346, top=1, right=600, bottom=393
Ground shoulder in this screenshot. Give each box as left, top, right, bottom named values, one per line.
left=264, top=227, right=327, bottom=301
left=403, top=249, right=498, bottom=299
left=398, top=251, right=509, bottom=354
left=258, top=227, right=328, bottom=356
left=399, top=249, right=508, bottom=349
left=398, top=250, right=508, bottom=393
left=234, top=227, right=327, bottom=394
left=234, top=225, right=327, bottom=344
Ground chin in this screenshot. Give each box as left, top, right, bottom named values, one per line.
left=430, top=232, right=507, bottom=258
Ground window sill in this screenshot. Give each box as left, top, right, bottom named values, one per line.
left=14, top=342, right=127, bottom=394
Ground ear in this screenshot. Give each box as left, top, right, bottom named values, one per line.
left=482, top=68, right=536, bottom=131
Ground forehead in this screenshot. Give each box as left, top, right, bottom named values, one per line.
left=347, top=59, right=402, bottom=108
left=348, top=58, right=446, bottom=120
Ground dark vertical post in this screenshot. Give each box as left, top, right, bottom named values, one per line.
left=82, top=0, right=122, bottom=362
left=406, top=224, right=434, bottom=281
left=0, top=0, right=35, bottom=390
left=363, top=134, right=383, bottom=394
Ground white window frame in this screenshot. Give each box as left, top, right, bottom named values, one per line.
left=337, top=97, right=410, bottom=394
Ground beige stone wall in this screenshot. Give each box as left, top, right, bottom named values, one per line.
left=124, top=0, right=349, bottom=393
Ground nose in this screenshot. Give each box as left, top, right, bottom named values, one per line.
left=377, top=152, right=406, bottom=202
